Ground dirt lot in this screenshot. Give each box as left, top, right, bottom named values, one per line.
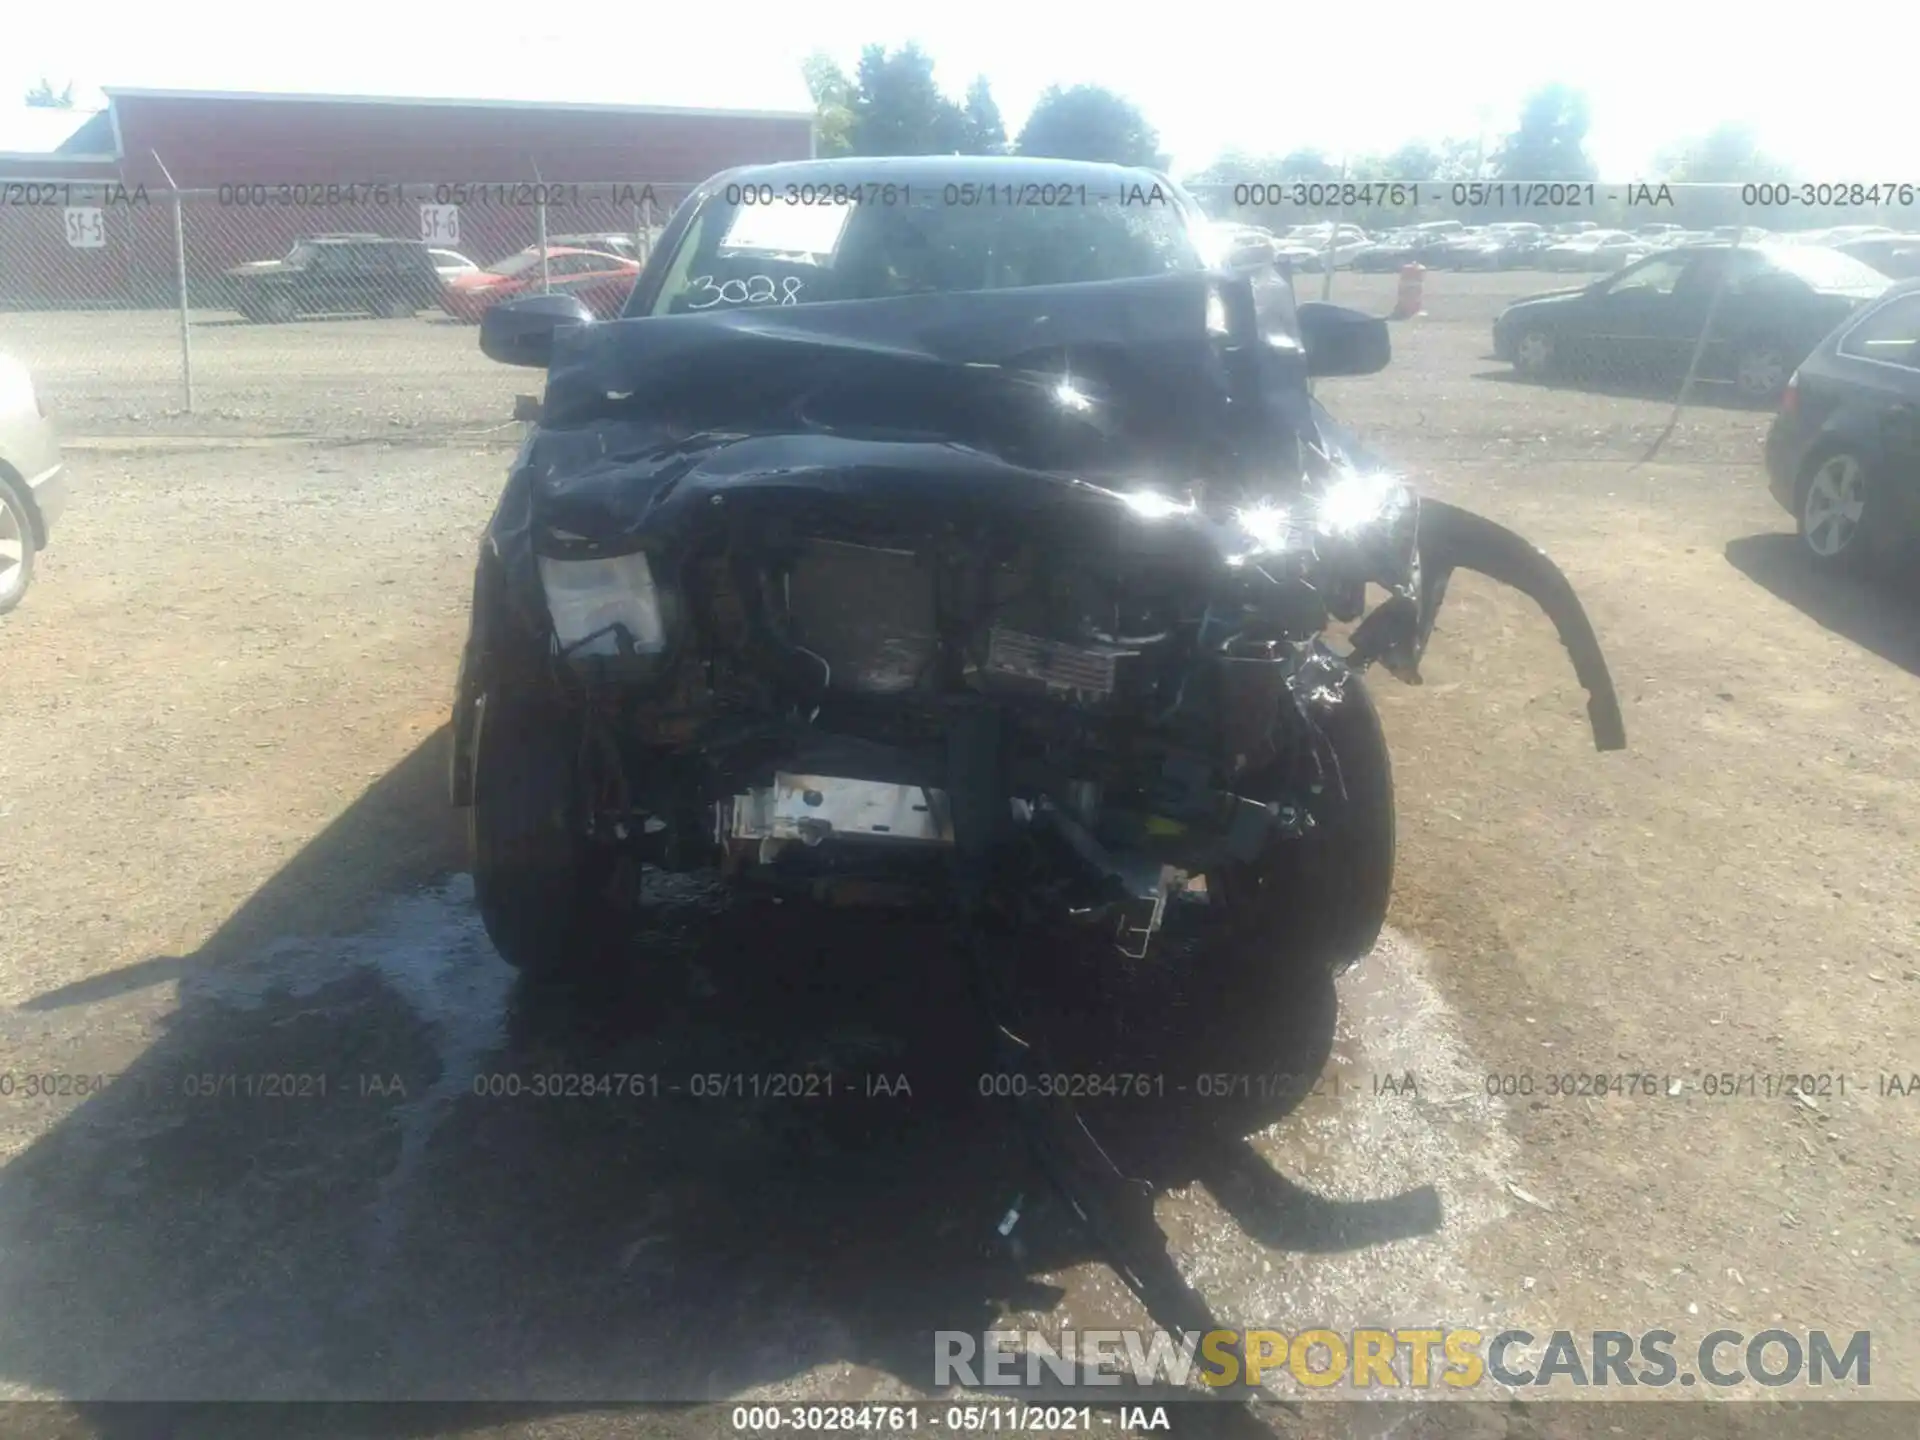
left=1, top=272, right=1918, bottom=1432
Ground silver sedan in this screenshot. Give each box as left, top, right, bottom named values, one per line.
left=0, top=354, right=67, bottom=615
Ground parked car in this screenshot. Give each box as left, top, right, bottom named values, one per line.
left=547, top=232, right=643, bottom=261
left=1493, top=241, right=1893, bottom=400
left=429, top=248, right=480, bottom=282
left=1274, top=223, right=1373, bottom=271
left=1782, top=226, right=1890, bottom=248
left=0, top=353, right=66, bottom=616
left=1445, top=224, right=1551, bottom=270
left=439, top=247, right=641, bottom=323
left=1536, top=231, right=1648, bottom=272
left=451, top=153, right=1623, bottom=1030
left=225, top=235, right=446, bottom=322
left=1763, top=280, right=1920, bottom=572
left=1205, top=221, right=1280, bottom=269
left=1424, top=229, right=1496, bottom=269
left=1351, top=225, right=1459, bottom=272
left=1833, top=234, right=1920, bottom=281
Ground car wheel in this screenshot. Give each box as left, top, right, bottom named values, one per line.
left=1734, top=346, right=1791, bottom=403
left=1797, top=450, right=1875, bottom=572
left=1513, top=329, right=1556, bottom=378
left=261, top=291, right=298, bottom=324
left=1206, top=670, right=1395, bottom=991
left=469, top=689, right=626, bottom=984
left=0, top=476, right=37, bottom=616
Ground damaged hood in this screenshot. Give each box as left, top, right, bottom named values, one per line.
left=515, top=269, right=1334, bottom=553
left=493, top=269, right=1625, bottom=753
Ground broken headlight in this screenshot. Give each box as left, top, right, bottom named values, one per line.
left=537, top=552, right=668, bottom=659
left=1314, top=468, right=1414, bottom=540
left=1229, top=471, right=1415, bottom=558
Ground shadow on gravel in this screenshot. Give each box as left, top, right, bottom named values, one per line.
left=0, top=727, right=1440, bottom=1434
left=1471, top=367, right=1778, bottom=412
left=1725, top=533, right=1920, bottom=678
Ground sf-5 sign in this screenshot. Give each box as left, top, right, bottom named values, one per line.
left=63, top=207, right=105, bottom=248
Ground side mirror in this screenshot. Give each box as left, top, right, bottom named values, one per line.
left=1298, top=302, right=1390, bottom=378
left=479, top=292, right=596, bottom=368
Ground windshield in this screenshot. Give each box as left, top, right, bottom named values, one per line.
left=1760, top=244, right=1892, bottom=294
left=644, top=187, right=1206, bottom=315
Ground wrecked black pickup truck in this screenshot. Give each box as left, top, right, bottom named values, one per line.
left=450, top=157, right=1625, bottom=1014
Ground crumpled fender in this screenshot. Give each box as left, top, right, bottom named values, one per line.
left=1350, top=498, right=1626, bottom=753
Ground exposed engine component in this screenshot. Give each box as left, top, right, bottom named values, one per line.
left=719, top=774, right=953, bottom=853
left=982, top=627, right=1121, bottom=700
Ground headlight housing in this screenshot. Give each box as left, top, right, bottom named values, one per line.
left=1314, top=469, right=1413, bottom=539
left=1227, top=471, right=1413, bottom=559
left=537, top=552, right=667, bottom=658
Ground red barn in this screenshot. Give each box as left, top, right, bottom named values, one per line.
left=1, top=89, right=815, bottom=308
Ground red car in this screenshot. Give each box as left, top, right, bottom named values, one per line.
left=440, top=247, right=640, bottom=323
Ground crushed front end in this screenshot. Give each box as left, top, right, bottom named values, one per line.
left=453, top=269, right=1624, bottom=970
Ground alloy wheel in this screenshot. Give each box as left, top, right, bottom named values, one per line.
left=0, top=486, right=30, bottom=612
left=1801, top=453, right=1867, bottom=559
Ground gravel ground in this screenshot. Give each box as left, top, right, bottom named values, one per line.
left=1, top=273, right=1917, bottom=1432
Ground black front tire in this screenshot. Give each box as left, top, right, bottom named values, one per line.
left=0, top=476, right=37, bottom=616
left=469, top=690, right=624, bottom=983
left=1210, top=670, right=1396, bottom=991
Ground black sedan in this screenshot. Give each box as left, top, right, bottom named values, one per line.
left=1492, top=242, right=1890, bottom=401
left=1835, top=233, right=1920, bottom=281
left=1351, top=230, right=1456, bottom=272
left=1763, top=279, right=1920, bottom=573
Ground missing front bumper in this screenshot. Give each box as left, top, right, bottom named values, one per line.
left=719, top=774, right=955, bottom=854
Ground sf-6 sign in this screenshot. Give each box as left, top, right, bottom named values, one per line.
left=420, top=204, right=458, bottom=245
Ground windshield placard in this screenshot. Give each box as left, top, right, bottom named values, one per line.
left=718, top=201, right=856, bottom=262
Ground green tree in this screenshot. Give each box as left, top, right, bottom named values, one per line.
left=801, top=53, right=855, bottom=157
left=1015, top=85, right=1162, bottom=167
left=1272, top=148, right=1341, bottom=183
left=961, top=78, right=1007, bottom=155
left=1490, top=84, right=1597, bottom=182
left=846, top=43, right=969, bottom=156
left=1181, top=149, right=1266, bottom=217
left=1437, top=137, right=1486, bottom=181
left=25, top=78, right=75, bottom=108
left=1657, top=123, right=1794, bottom=229
left=1372, top=142, right=1443, bottom=184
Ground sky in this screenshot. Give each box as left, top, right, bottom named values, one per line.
left=6, top=0, right=1916, bottom=181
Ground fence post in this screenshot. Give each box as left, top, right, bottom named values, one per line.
left=532, top=159, right=550, bottom=293
left=151, top=151, right=194, bottom=413
left=633, top=192, right=646, bottom=267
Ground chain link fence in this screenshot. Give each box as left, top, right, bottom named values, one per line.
left=0, top=179, right=693, bottom=437
left=4, top=174, right=1914, bottom=448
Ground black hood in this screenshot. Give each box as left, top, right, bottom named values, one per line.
left=513, top=269, right=1333, bottom=556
